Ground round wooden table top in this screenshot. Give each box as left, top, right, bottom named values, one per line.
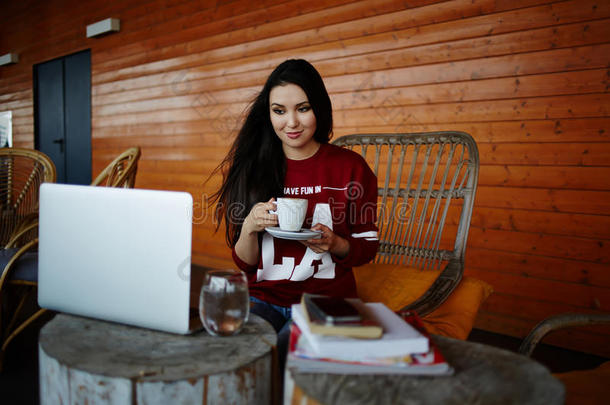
left=39, top=313, right=277, bottom=381
left=288, top=335, right=564, bottom=405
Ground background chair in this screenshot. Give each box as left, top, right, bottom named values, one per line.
left=519, top=313, right=610, bottom=404
left=332, top=132, right=492, bottom=339
left=0, top=148, right=56, bottom=371
left=90, top=147, right=141, bottom=188
left=1, top=147, right=141, bottom=370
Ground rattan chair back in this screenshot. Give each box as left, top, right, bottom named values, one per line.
left=0, top=148, right=56, bottom=247
left=91, top=147, right=141, bottom=188
left=332, top=132, right=479, bottom=314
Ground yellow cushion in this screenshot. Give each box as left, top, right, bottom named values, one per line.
left=422, top=276, right=493, bottom=339
left=353, top=263, right=493, bottom=340
left=554, top=361, right=610, bottom=404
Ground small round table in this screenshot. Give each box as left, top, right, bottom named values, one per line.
left=39, top=313, right=277, bottom=404
left=285, top=335, right=565, bottom=405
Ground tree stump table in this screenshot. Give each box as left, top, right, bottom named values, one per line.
left=39, top=313, right=277, bottom=404
left=285, top=335, right=565, bottom=405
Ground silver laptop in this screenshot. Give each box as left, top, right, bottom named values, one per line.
left=38, top=183, right=203, bottom=334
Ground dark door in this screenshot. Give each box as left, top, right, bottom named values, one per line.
left=34, top=50, right=91, bottom=184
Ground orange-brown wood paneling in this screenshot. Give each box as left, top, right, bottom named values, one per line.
left=1, top=0, right=609, bottom=357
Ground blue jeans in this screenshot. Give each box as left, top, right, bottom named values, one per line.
left=249, top=296, right=291, bottom=327
left=249, top=296, right=292, bottom=372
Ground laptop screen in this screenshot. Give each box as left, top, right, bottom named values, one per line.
left=38, top=184, right=195, bottom=334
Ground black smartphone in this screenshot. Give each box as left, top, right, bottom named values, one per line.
left=304, top=294, right=362, bottom=324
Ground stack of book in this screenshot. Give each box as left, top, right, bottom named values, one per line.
left=287, top=295, right=453, bottom=375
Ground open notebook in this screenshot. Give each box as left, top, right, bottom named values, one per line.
left=38, top=183, right=202, bottom=334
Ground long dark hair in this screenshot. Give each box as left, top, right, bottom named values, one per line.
left=210, top=59, right=333, bottom=247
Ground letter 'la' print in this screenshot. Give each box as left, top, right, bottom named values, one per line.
left=256, top=203, right=336, bottom=282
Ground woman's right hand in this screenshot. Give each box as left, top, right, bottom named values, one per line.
left=242, top=198, right=279, bottom=236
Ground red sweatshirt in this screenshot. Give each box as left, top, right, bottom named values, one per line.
left=232, top=143, right=379, bottom=306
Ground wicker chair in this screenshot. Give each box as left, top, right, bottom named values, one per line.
left=519, top=313, right=610, bottom=404
left=333, top=132, right=479, bottom=315
left=0, top=148, right=56, bottom=370
left=91, top=147, right=141, bottom=188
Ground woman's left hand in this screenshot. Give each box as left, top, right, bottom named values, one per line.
left=301, top=224, right=350, bottom=259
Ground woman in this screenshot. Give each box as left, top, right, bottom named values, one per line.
left=212, top=59, right=379, bottom=354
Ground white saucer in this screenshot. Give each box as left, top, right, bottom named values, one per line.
left=265, top=227, right=322, bottom=240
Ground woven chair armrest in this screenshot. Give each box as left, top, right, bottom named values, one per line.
left=518, top=313, right=610, bottom=357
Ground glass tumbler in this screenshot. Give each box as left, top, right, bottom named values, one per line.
left=199, top=269, right=249, bottom=336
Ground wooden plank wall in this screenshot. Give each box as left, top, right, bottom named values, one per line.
left=1, top=0, right=609, bottom=356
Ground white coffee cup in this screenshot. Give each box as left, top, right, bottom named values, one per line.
left=272, top=198, right=308, bottom=232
